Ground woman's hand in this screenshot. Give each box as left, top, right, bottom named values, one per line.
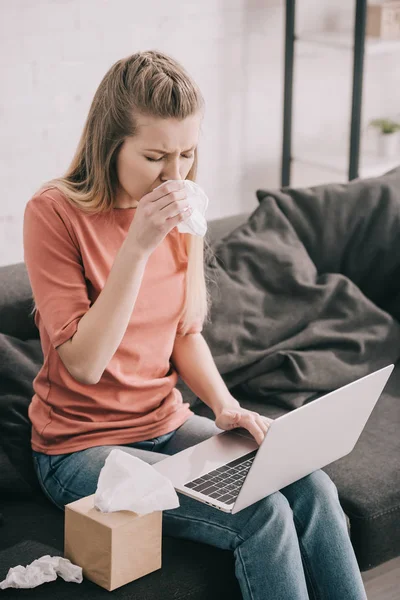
left=127, top=180, right=193, bottom=259
left=215, top=405, right=273, bottom=446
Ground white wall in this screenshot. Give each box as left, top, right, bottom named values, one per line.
left=1, top=0, right=399, bottom=266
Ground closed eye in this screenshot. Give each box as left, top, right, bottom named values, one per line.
left=146, top=154, right=194, bottom=162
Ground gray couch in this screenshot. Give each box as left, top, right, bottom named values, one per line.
left=1, top=169, right=400, bottom=599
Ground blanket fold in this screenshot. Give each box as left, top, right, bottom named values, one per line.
left=203, top=194, right=400, bottom=409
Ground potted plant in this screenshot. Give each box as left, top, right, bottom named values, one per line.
left=370, top=118, right=400, bottom=159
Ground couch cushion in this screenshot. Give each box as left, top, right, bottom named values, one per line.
left=201, top=192, right=400, bottom=409
left=256, top=166, right=400, bottom=321
left=207, top=212, right=250, bottom=245
left=0, top=333, right=43, bottom=494
left=0, top=262, right=38, bottom=340
left=322, top=362, right=400, bottom=570
left=0, top=449, right=32, bottom=502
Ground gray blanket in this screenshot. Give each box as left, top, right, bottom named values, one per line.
left=202, top=178, right=400, bottom=410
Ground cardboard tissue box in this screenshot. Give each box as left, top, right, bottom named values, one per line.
left=64, top=494, right=162, bottom=591
left=64, top=449, right=180, bottom=591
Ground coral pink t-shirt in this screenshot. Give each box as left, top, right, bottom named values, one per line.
left=23, top=186, right=201, bottom=455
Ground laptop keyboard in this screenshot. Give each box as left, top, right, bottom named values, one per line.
left=184, top=450, right=257, bottom=505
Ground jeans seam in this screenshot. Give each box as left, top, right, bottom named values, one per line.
left=33, top=456, right=65, bottom=511
left=165, top=512, right=242, bottom=542
left=166, top=513, right=251, bottom=598
left=47, top=458, right=86, bottom=504
left=293, top=512, right=320, bottom=600
left=236, top=545, right=255, bottom=600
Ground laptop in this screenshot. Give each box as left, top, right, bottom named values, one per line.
left=154, top=364, right=394, bottom=514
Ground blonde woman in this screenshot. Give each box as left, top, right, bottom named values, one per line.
left=23, top=51, right=367, bottom=600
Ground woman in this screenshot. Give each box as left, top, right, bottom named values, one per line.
left=23, top=50, right=367, bottom=600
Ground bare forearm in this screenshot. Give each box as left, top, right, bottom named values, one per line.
left=171, top=333, right=240, bottom=416
left=62, top=235, right=148, bottom=384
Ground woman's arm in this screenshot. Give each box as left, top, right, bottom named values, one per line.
left=171, top=332, right=240, bottom=415
left=171, top=333, right=272, bottom=444
left=58, top=238, right=148, bottom=385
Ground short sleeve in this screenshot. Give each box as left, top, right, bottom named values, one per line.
left=176, top=316, right=203, bottom=337
left=23, top=193, right=91, bottom=349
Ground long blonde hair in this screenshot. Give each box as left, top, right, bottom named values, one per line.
left=30, top=50, right=214, bottom=334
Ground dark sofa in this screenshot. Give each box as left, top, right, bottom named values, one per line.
left=1, top=169, right=400, bottom=598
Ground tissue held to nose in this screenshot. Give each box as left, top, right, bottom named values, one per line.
left=154, top=179, right=209, bottom=237
left=94, top=449, right=180, bottom=514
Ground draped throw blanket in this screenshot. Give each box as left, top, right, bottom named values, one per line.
left=203, top=169, right=400, bottom=410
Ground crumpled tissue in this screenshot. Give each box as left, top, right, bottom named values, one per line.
left=94, top=449, right=180, bottom=514
left=155, top=179, right=209, bottom=237
left=0, top=555, right=83, bottom=589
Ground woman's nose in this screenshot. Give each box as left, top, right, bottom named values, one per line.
left=162, top=162, right=182, bottom=182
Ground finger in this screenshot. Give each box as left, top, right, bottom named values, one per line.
left=239, top=414, right=265, bottom=446
left=255, top=415, right=269, bottom=436
left=159, top=189, right=189, bottom=214
left=245, top=411, right=270, bottom=433
left=150, top=180, right=185, bottom=202
left=168, top=205, right=193, bottom=227
left=259, top=415, right=274, bottom=429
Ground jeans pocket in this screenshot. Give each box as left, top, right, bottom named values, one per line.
left=152, top=429, right=177, bottom=449
left=129, top=439, right=156, bottom=451
left=49, top=453, right=72, bottom=470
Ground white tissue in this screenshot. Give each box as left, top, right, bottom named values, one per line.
left=94, top=449, right=180, bottom=514
left=0, top=555, right=83, bottom=589
left=155, top=180, right=209, bottom=237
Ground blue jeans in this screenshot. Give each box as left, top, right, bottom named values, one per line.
left=33, top=414, right=367, bottom=600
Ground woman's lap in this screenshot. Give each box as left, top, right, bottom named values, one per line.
left=32, top=413, right=340, bottom=540
left=32, top=414, right=362, bottom=599
left=32, top=414, right=223, bottom=510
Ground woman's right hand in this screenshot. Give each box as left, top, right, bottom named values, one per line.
left=127, top=180, right=193, bottom=259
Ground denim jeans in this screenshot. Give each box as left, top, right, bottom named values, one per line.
left=33, top=414, right=367, bottom=600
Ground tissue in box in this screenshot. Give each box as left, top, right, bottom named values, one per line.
left=64, top=494, right=162, bottom=591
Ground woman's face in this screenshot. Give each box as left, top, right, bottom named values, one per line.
left=114, top=113, right=202, bottom=208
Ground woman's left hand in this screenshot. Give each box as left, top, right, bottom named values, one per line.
left=215, top=405, right=273, bottom=446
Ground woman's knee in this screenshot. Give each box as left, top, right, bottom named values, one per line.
left=239, top=491, right=294, bottom=540
left=302, top=470, right=339, bottom=501
left=261, top=490, right=294, bottom=518
left=295, top=469, right=344, bottom=517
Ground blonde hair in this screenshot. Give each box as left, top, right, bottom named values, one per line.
left=30, top=50, right=215, bottom=335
